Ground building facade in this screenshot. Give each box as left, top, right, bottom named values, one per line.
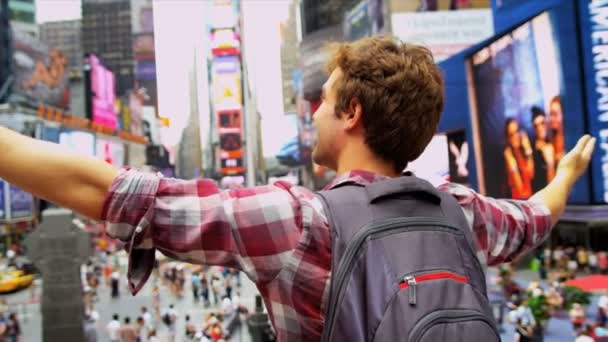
left=8, top=0, right=36, bottom=37
left=81, top=0, right=134, bottom=96
left=40, top=20, right=82, bottom=75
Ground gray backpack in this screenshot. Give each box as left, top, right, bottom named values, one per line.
left=318, top=176, right=500, bottom=342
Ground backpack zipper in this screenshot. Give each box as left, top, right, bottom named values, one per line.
left=322, top=217, right=462, bottom=342
left=400, top=271, right=469, bottom=306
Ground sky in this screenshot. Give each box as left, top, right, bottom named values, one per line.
left=35, top=0, right=294, bottom=157
left=36, top=0, right=81, bottom=23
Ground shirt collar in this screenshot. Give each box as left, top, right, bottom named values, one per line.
left=323, top=170, right=392, bottom=190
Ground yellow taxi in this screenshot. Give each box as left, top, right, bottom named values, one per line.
left=0, top=268, right=34, bottom=293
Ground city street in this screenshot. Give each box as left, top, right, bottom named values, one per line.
left=1, top=261, right=259, bottom=341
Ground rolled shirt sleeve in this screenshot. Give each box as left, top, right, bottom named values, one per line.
left=101, top=169, right=307, bottom=295
left=438, top=182, right=553, bottom=266
left=101, top=169, right=159, bottom=294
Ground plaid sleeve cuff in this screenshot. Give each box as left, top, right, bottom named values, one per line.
left=101, top=168, right=160, bottom=294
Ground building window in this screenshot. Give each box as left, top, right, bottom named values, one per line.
left=10, top=9, right=35, bottom=24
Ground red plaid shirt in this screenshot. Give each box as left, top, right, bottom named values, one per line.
left=102, top=169, right=552, bottom=341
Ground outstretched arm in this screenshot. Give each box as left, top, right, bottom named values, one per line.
left=530, top=135, right=595, bottom=225
left=440, top=135, right=595, bottom=265
left=0, top=126, right=118, bottom=219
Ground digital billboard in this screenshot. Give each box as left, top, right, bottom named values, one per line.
left=213, top=73, right=242, bottom=110
left=213, top=55, right=240, bottom=75
left=9, top=183, right=34, bottom=219
left=11, top=29, right=70, bottom=109
left=211, top=28, right=240, bottom=56
left=466, top=10, right=589, bottom=201
left=343, top=0, right=385, bottom=41
left=86, top=54, right=118, bottom=130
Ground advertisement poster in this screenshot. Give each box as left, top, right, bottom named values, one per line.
left=213, top=73, right=242, bottom=110
left=467, top=12, right=566, bottom=199
left=392, top=9, right=493, bottom=61
left=9, top=184, right=33, bottom=219
left=132, top=1, right=158, bottom=107
left=12, top=29, right=70, bottom=108
left=0, top=180, right=5, bottom=220
left=213, top=56, right=240, bottom=75
left=87, top=54, right=118, bottom=129
left=446, top=130, right=470, bottom=186
left=136, top=60, right=156, bottom=81
left=343, top=0, right=385, bottom=41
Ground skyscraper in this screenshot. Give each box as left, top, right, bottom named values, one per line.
left=81, top=0, right=134, bottom=96
left=8, top=0, right=37, bottom=37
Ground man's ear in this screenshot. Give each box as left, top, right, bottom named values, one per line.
left=343, top=97, right=363, bottom=130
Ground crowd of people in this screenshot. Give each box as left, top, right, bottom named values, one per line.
left=536, top=246, right=608, bottom=281
left=78, top=245, right=251, bottom=342
left=493, top=246, right=608, bottom=342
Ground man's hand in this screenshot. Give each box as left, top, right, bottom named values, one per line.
left=554, top=135, right=596, bottom=187
left=530, top=135, right=596, bottom=225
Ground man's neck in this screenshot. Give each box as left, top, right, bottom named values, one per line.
left=336, top=161, right=399, bottom=178
left=334, top=139, right=400, bottom=178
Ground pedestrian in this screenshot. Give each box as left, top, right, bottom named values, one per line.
left=192, top=271, right=201, bottom=303
left=0, top=35, right=595, bottom=342
left=135, top=317, right=145, bottom=342
left=106, top=314, right=121, bottom=342
left=6, top=313, right=20, bottom=342
left=162, top=304, right=177, bottom=342
left=599, top=251, right=608, bottom=274
left=152, top=286, right=160, bottom=321
left=141, top=306, right=153, bottom=331
left=201, top=273, right=210, bottom=307
left=185, top=314, right=196, bottom=340
left=570, top=303, right=587, bottom=332
left=589, top=250, right=599, bottom=274
left=147, top=329, right=160, bottom=342
left=110, top=268, right=120, bottom=298
left=119, top=317, right=138, bottom=342
left=84, top=313, right=98, bottom=342
left=577, top=246, right=589, bottom=273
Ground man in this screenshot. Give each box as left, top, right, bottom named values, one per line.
left=141, top=306, right=153, bottom=331
left=0, top=36, right=595, bottom=341
left=162, top=304, right=177, bottom=342
left=119, top=316, right=138, bottom=342
left=106, top=314, right=120, bottom=342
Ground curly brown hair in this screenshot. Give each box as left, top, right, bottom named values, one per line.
left=326, top=36, right=444, bottom=172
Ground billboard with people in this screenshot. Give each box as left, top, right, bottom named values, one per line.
left=466, top=11, right=585, bottom=200
left=11, top=29, right=70, bottom=109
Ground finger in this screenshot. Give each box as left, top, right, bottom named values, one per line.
left=581, top=137, right=596, bottom=161
left=570, top=135, right=591, bottom=155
